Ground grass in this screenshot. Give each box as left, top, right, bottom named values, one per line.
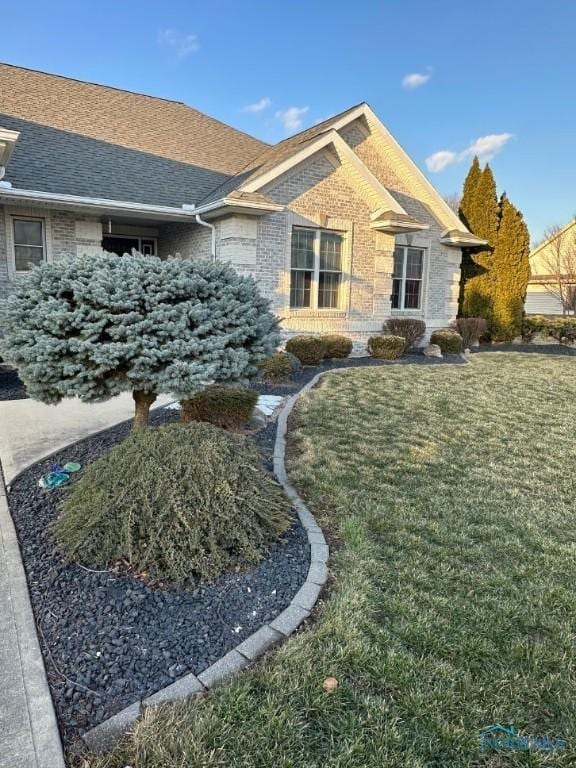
left=84, top=353, right=576, bottom=767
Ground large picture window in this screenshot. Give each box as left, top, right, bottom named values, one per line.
left=290, top=228, right=344, bottom=309
left=391, top=245, right=424, bottom=310
left=12, top=217, right=46, bottom=272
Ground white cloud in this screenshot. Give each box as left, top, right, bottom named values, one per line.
left=402, top=70, right=431, bottom=89
left=242, top=97, right=272, bottom=113
left=461, top=133, right=514, bottom=161
left=426, top=132, right=514, bottom=172
left=158, top=29, right=200, bottom=59
left=275, top=106, right=309, bottom=133
left=426, top=150, right=458, bottom=172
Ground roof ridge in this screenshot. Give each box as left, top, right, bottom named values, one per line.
left=0, top=62, right=270, bottom=149
left=274, top=102, right=368, bottom=147
left=0, top=61, right=186, bottom=105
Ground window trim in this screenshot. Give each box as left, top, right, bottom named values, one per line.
left=391, top=244, right=425, bottom=311
left=5, top=207, right=52, bottom=280
left=289, top=226, right=346, bottom=311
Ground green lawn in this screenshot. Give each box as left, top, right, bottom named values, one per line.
left=87, top=353, right=576, bottom=767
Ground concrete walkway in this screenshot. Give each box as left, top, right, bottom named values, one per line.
left=0, top=392, right=173, bottom=766
left=0, top=392, right=174, bottom=484
left=0, top=468, right=65, bottom=767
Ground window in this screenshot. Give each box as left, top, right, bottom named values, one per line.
left=13, top=217, right=45, bottom=271
left=102, top=235, right=157, bottom=256
left=290, top=228, right=344, bottom=309
left=391, top=245, right=424, bottom=310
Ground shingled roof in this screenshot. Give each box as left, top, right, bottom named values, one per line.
left=0, top=114, right=231, bottom=208
left=0, top=63, right=267, bottom=176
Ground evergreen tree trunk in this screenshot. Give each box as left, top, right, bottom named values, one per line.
left=132, top=390, right=157, bottom=431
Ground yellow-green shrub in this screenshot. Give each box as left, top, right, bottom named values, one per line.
left=320, top=335, right=353, bottom=359
left=285, top=335, right=326, bottom=365
left=258, top=353, right=293, bottom=383
left=430, top=330, right=463, bottom=354
left=367, top=335, right=405, bottom=360
left=180, top=385, right=257, bottom=430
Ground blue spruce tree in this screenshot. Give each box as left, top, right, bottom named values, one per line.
left=1, top=252, right=279, bottom=429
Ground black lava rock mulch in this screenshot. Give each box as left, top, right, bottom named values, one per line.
left=8, top=407, right=309, bottom=750
left=0, top=367, right=28, bottom=400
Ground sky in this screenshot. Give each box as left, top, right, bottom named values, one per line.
left=2, top=0, right=575, bottom=243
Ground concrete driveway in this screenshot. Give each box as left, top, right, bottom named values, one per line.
left=0, top=392, right=174, bottom=484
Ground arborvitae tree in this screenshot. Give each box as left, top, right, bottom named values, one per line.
left=458, top=155, right=481, bottom=231
left=1, top=253, right=279, bottom=429
left=459, top=162, right=500, bottom=319
left=489, top=194, right=531, bottom=340
left=457, top=158, right=531, bottom=339
left=458, top=159, right=500, bottom=317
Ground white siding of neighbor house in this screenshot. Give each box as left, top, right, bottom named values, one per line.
left=525, top=284, right=565, bottom=315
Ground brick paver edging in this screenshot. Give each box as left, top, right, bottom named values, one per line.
left=82, top=369, right=332, bottom=754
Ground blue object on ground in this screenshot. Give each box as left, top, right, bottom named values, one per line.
left=39, top=460, right=82, bottom=489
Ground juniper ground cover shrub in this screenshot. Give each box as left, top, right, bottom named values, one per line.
left=53, top=422, right=291, bottom=586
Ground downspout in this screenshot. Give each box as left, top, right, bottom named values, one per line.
left=195, top=214, right=216, bottom=261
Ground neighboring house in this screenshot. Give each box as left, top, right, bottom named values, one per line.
left=0, top=63, right=483, bottom=348
left=526, top=219, right=576, bottom=315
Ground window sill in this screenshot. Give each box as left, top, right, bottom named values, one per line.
left=287, top=309, right=348, bottom=318
left=391, top=309, right=424, bottom=315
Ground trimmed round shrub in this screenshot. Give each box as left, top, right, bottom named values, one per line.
left=430, top=330, right=463, bottom=354
left=522, top=315, right=576, bottom=344
left=180, top=385, right=257, bottom=430
left=53, top=422, right=291, bottom=586
left=285, top=335, right=326, bottom=365
left=384, top=318, right=426, bottom=351
left=453, top=317, right=487, bottom=347
left=258, top=352, right=293, bottom=383
left=320, top=334, right=353, bottom=359
left=367, top=335, right=405, bottom=360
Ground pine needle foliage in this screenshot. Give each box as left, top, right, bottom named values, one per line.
left=0, top=253, right=279, bottom=428
left=490, top=194, right=531, bottom=340
left=53, top=422, right=292, bottom=586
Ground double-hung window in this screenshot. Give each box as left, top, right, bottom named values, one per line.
left=290, top=227, right=344, bottom=309
left=391, top=245, right=424, bottom=310
left=12, top=217, right=46, bottom=272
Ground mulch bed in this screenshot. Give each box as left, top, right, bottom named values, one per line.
left=8, top=407, right=309, bottom=751
left=0, top=366, right=28, bottom=400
